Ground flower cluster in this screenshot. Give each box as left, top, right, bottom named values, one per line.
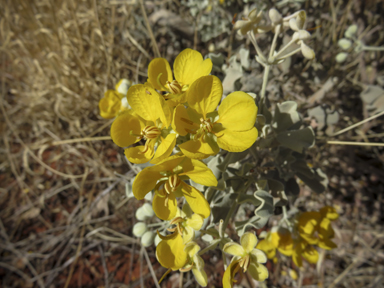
left=100, top=48, right=260, bottom=286
left=257, top=206, right=339, bottom=267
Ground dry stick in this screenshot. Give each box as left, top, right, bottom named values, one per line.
left=93, top=0, right=111, bottom=89
left=143, top=247, right=161, bottom=288
left=124, top=30, right=151, bottom=60
left=326, top=141, right=384, bottom=147
left=139, top=0, right=160, bottom=58
left=330, top=110, right=384, bottom=137
left=63, top=168, right=90, bottom=288
left=98, top=244, right=109, bottom=288
left=87, top=119, right=114, bottom=137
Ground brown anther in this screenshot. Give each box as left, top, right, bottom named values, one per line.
left=166, top=80, right=183, bottom=94
left=145, top=89, right=151, bottom=95
left=179, top=266, right=193, bottom=272
left=180, top=117, right=194, bottom=126
left=142, top=126, right=161, bottom=139
left=170, top=217, right=184, bottom=225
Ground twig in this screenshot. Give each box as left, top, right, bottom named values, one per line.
left=326, top=140, right=384, bottom=147
left=143, top=247, right=161, bottom=288
left=139, top=0, right=160, bottom=58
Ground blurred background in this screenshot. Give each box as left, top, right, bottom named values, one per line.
left=0, top=0, right=383, bottom=287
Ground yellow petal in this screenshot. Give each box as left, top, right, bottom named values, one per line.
left=153, top=191, right=177, bottom=220
left=110, top=112, right=143, bottom=147
left=187, top=75, right=222, bottom=118
left=151, top=133, right=177, bottom=164
left=186, top=213, right=204, bottom=231
left=250, top=249, right=267, bottom=264
left=147, top=58, right=173, bottom=91
left=217, top=92, right=257, bottom=131
left=223, top=242, right=245, bottom=257
left=182, top=226, right=195, bottom=244
left=248, top=262, right=269, bottom=282
left=240, top=233, right=258, bottom=253
left=320, top=206, right=339, bottom=220
left=180, top=182, right=210, bottom=218
left=318, top=218, right=335, bottom=238
left=318, top=237, right=337, bottom=250
left=292, top=245, right=303, bottom=267
left=132, top=166, right=162, bottom=199
left=298, top=211, right=321, bottom=235
left=217, top=128, right=258, bottom=152
left=124, top=142, right=155, bottom=164
left=183, top=159, right=218, bottom=187
left=192, top=267, right=208, bottom=287
left=222, top=259, right=240, bottom=288
left=99, top=90, right=123, bottom=119
left=256, top=239, right=276, bottom=259
left=184, top=241, right=201, bottom=258
left=156, top=233, right=188, bottom=270
left=179, top=139, right=218, bottom=160
left=172, top=105, right=197, bottom=136
left=174, top=48, right=212, bottom=86
left=127, top=84, right=165, bottom=124
left=302, top=245, right=319, bottom=264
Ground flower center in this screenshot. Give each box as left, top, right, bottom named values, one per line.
left=200, top=117, right=213, bottom=133
left=238, top=254, right=251, bottom=272
left=166, top=80, right=183, bottom=94
left=164, top=174, right=182, bottom=195
left=142, top=125, right=161, bottom=139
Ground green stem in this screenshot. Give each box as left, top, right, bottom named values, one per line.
left=260, top=65, right=271, bottom=100
left=362, top=45, right=384, bottom=52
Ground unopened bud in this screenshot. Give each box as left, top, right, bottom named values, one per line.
left=115, top=79, right=131, bottom=96
left=154, top=234, right=161, bottom=246
left=133, top=222, right=147, bottom=237
left=135, top=203, right=154, bottom=221
left=296, top=11, right=306, bottom=29
left=345, top=24, right=358, bottom=39
left=269, top=8, right=282, bottom=24
left=338, top=38, right=352, bottom=50
left=141, top=231, right=155, bottom=247
left=335, top=52, right=348, bottom=63
left=301, top=42, right=315, bottom=60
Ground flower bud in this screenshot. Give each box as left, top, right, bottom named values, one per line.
left=297, top=30, right=311, bottom=40
left=338, top=38, right=352, bottom=50
left=335, top=52, right=348, bottom=63
left=115, top=79, right=131, bottom=96
left=133, top=222, right=147, bottom=237
left=301, top=42, right=315, bottom=60
left=269, top=8, right=282, bottom=24
left=120, top=97, right=129, bottom=109
left=296, top=11, right=306, bottom=29
left=289, top=18, right=299, bottom=31
left=142, top=203, right=154, bottom=217
left=154, top=234, right=161, bottom=246
left=345, top=24, right=358, bottom=39
left=141, top=231, right=155, bottom=247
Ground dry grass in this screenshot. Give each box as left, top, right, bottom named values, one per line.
left=0, top=0, right=383, bottom=287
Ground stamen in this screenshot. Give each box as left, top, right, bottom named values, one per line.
left=177, top=223, right=183, bottom=235
left=166, top=80, right=182, bottom=94
left=180, top=266, right=193, bottom=272
left=180, top=117, right=194, bottom=125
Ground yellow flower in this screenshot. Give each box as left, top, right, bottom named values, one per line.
left=147, top=49, right=212, bottom=105
left=110, top=84, right=174, bottom=164
left=223, top=233, right=268, bottom=287
left=157, top=240, right=208, bottom=287
left=99, top=79, right=131, bottom=119
left=132, top=155, right=217, bottom=220
left=173, top=75, right=258, bottom=159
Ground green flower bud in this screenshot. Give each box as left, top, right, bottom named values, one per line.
left=338, top=38, right=352, bottom=50
left=336, top=52, right=348, bottom=63
left=141, top=231, right=155, bottom=247
left=133, top=222, right=147, bottom=237
left=345, top=24, right=358, bottom=39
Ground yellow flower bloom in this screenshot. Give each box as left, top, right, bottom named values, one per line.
left=147, top=49, right=212, bottom=105
left=132, top=155, right=217, bottom=220
left=110, top=84, right=174, bottom=164
left=99, top=79, right=131, bottom=119
left=223, top=233, right=268, bottom=287
left=173, top=75, right=258, bottom=159
left=157, top=240, right=208, bottom=287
